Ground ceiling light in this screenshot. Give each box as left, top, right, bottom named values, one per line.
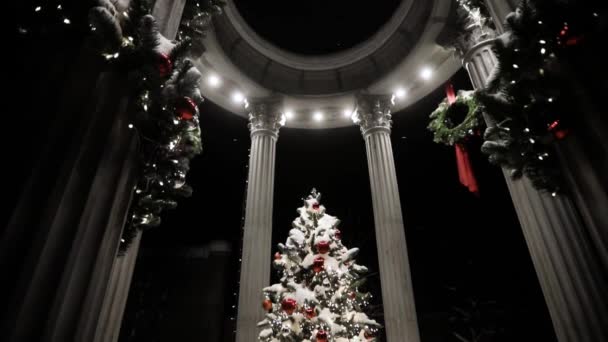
left=313, top=112, right=323, bottom=121
left=343, top=109, right=352, bottom=118
left=395, top=88, right=407, bottom=99
left=207, top=75, right=221, bottom=87
left=420, top=67, right=433, bottom=80
left=232, top=91, right=244, bottom=103
left=284, top=110, right=294, bottom=119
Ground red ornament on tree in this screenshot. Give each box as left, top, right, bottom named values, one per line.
left=334, top=229, right=341, bottom=240
left=316, top=241, right=330, bottom=254
left=349, top=291, right=356, bottom=299
left=175, top=97, right=198, bottom=120
left=364, top=331, right=374, bottom=340
left=312, top=202, right=320, bottom=210
left=274, top=252, right=282, bottom=260
left=157, top=53, right=173, bottom=77
left=312, top=256, right=325, bottom=273
left=316, top=330, right=328, bottom=342
left=281, top=298, right=297, bottom=315
left=262, top=299, right=273, bottom=312
left=305, top=306, right=316, bottom=319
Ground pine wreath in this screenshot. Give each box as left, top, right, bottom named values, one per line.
left=428, top=90, right=482, bottom=146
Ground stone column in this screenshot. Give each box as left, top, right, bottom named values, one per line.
left=354, top=94, right=421, bottom=342
left=87, top=1, right=189, bottom=341
left=92, top=231, right=142, bottom=342
left=464, top=38, right=608, bottom=342
left=236, top=97, right=283, bottom=342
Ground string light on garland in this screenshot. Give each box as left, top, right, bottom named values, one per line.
left=473, top=0, right=601, bottom=193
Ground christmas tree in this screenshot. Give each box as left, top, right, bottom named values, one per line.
left=258, top=189, right=381, bottom=341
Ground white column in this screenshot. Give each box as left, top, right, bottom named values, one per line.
left=354, top=94, right=421, bottom=342
left=236, top=97, right=283, bottom=342
left=464, top=39, right=608, bottom=342
left=92, top=231, right=142, bottom=342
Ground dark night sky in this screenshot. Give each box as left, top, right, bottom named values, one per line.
left=6, top=0, right=557, bottom=341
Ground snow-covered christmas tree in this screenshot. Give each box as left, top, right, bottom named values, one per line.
left=258, top=189, right=381, bottom=341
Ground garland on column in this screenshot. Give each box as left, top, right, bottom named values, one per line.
left=178, top=0, right=226, bottom=56
left=475, top=0, right=602, bottom=194
left=89, top=0, right=225, bottom=252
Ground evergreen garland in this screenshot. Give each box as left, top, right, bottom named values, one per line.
left=428, top=90, right=483, bottom=146
left=88, top=0, right=225, bottom=252
left=476, top=0, right=601, bottom=193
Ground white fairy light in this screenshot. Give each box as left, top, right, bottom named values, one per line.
left=63, top=18, right=71, bottom=24
left=540, top=40, right=546, bottom=44
left=35, top=6, right=41, bottom=12
left=541, top=48, right=546, bottom=54
left=513, top=64, right=519, bottom=69
left=128, top=124, right=133, bottom=129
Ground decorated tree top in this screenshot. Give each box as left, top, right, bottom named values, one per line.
left=258, top=189, right=381, bottom=342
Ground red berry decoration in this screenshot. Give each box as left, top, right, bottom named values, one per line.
left=334, top=229, right=341, bottom=240
left=316, top=330, right=328, bottom=342
left=305, top=307, right=316, bottom=319
left=281, top=298, right=297, bottom=315
left=157, top=53, right=173, bottom=77
left=274, top=252, right=282, bottom=260
left=262, top=299, right=273, bottom=312
left=349, top=291, right=356, bottom=299
left=312, top=203, right=320, bottom=210
left=313, top=256, right=325, bottom=273
left=175, top=97, right=198, bottom=121
left=364, top=331, right=374, bottom=339
left=316, top=241, right=330, bottom=254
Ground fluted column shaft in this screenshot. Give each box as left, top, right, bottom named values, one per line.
left=236, top=98, right=282, bottom=342
left=465, top=39, right=608, bottom=342
left=355, top=95, right=420, bottom=342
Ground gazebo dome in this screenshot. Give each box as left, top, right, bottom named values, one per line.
left=196, top=0, right=461, bottom=128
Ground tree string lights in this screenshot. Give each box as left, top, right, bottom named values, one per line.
left=258, top=189, right=381, bottom=341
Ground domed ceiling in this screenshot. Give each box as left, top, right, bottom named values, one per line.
left=233, top=0, right=401, bottom=55
left=196, top=0, right=462, bottom=128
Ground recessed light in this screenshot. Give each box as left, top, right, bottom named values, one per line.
left=420, top=67, right=433, bottom=80
left=207, top=75, right=221, bottom=87
left=232, top=91, right=244, bottom=103
left=395, top=88, right=407, bottom=99
left=313, top=112, right=323, bottom=121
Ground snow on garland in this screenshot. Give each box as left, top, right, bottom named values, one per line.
left=474, top=0, right=598, bottom=194
left=428, top=90, right=482, bottom=146
left=258, top=189, right=381, bottom=341
left=88, top=0, right=225, bottom=252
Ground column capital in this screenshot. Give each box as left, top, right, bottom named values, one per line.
left=436, top=3, right=496, bottom=59
left=354, top=93, right=393, bottom=136
left=247, top=96, right=284, bottom=138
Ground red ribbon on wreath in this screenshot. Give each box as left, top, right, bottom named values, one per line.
left=446, top=82, right=479, bottom=196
